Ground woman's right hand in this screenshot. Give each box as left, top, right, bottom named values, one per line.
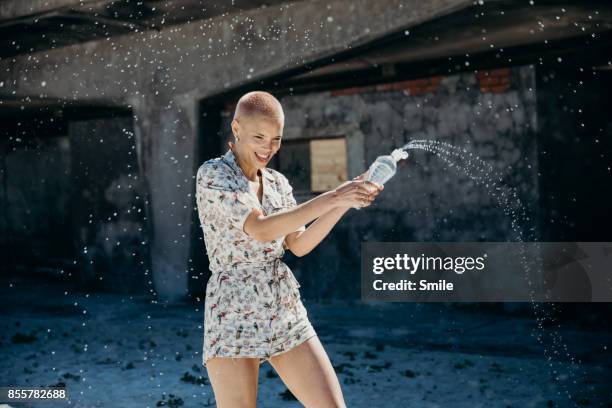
left=330, top=175, right=382, bottom=209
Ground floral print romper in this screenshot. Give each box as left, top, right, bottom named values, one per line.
left=196, top=148, right=317, bottom=367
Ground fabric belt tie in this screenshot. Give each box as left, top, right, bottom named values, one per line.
left=221, top=257, right=300, bottom=301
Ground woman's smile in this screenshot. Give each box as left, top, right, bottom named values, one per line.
left=254, top=151, right=272, bottom=164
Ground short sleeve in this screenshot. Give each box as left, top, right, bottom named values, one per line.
left=196, top=164, right=257, bottom=232
left=278, top=173, right=306, bottom=233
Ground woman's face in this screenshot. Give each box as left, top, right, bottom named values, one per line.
left=231, top=115, right=283, bottom=170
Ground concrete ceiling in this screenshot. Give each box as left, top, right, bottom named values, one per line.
left=2, top=0, right=611, bottom=104
left=0, top=0, right=289, bottom=58
left=288, top=1, right=612, bottom=82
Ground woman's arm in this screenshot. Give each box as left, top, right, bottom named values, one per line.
left=244, top=178, right=378, bottom=243
left=284, top=178, right=383, bottom=257
left=283, top=206, right=350, bottom=257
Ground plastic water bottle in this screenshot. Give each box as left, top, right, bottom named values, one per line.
left=366, top=148, right=409, bottom=186
left=353, top=148, right=409, bottom=209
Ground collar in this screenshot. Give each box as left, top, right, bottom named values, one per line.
left=222, top=148, right=275, bottom=184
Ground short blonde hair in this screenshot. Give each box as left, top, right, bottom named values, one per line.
left=233, top=91, right=284, bottom=123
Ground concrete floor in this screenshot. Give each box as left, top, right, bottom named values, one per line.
left=1, top=278, right=611, bottom=407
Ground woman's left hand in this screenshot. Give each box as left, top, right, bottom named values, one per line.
left=343, top=171, right=383, bottom=208
left=353, top=171, right=383, bottom=195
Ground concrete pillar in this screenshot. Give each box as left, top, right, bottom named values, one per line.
left=131, top=93, right=199, bottom=302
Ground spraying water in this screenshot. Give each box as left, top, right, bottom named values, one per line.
left=365, top=139, right=584, bottom=405
left=401, top=139, right=528, bottom=239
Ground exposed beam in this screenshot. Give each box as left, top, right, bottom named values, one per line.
left=0, top=0, right=110, bottom=22
left=65, top=10, right=159, bottom=31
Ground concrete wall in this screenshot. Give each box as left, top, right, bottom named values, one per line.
left=536, top=66, right=612, bottom=242
left=0, top=128, right=72, bottom=273
left=214, top=65, right=539, bottom=300
left=68, top=115, right=150, bottom=293
left=0, top=112, right=151, bottom=291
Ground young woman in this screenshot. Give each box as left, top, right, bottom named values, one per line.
left=196, top=91, right=382, bottom=407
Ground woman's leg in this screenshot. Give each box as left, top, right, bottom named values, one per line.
left=205, top=357, right=260, bottom=408
left=269, top=336, right=346, bottom=408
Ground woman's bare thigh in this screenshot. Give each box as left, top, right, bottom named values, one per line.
left=205, top=357, right=260, bottom=408
left=269, top=336, right=346, bottom=408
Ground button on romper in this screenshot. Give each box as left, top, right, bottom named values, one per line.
left=196, top=148, right=317, bottom=367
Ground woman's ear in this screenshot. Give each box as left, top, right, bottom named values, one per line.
left=231, top=118, right=242, bottom=137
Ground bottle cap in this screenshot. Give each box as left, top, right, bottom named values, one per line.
left=390, top=148, right=409, bottom=162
